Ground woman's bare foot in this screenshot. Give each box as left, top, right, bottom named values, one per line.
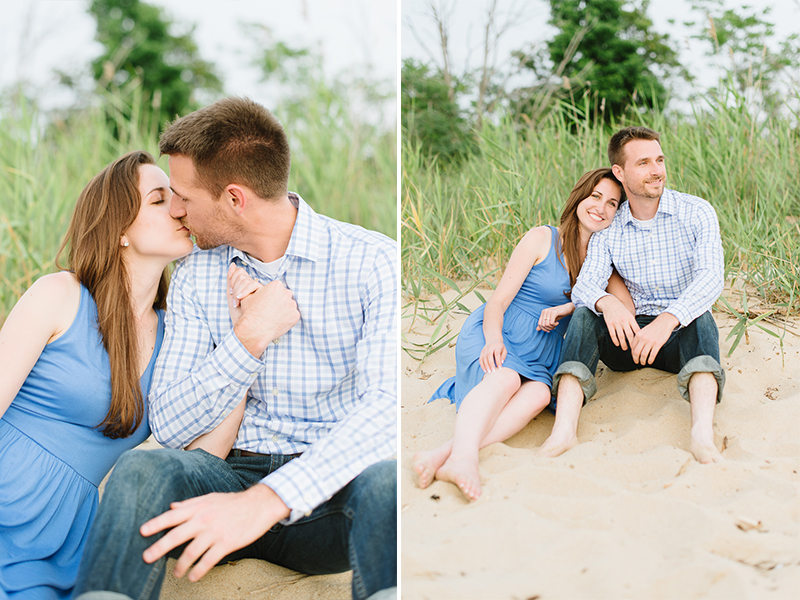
left=435, top=456, right=481, bottom=501
left=536, top=430, right=578, bottom=457
left=413, top=444, right=452, bottom=489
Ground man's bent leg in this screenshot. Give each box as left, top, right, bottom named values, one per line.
left=252, top=460, right=397, bottom=600
left=674, top=311, right=725, bottom=403
left=688, top=373, right=723, bottom=463
left=540, top=308, right=606, bottom=457
left=538, top=374, right=583, bottom=457
left=551, top=307, right=605, bottom=402
left=73, top=449, right=247, bottom=600
left=656, top=312, right=725, bottom=463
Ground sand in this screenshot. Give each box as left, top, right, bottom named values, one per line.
left=401, top=288, right=800, bottom=600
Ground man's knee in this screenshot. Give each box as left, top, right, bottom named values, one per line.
left=569, top=306, right=599, bottom=331
left=677, top=356, right=725, bottom=404
left=553, top=361, right=596, bottom=401
left=103, top=449, right=196, bottom=507
left=355, top=461, right=395, bottom=502
left=347, top=461, right=396, bottom=523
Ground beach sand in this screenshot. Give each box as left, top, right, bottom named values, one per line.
left=401, top=289, right=800, bottom=599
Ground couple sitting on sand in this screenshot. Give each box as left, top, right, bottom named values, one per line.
left=415, top=126, right=726, bottom=501
left=0, top=98, right=396, bottom=600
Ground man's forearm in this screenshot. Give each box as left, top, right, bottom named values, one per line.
left=150, top=330, right=262, bottom=448
left=260, top=388, right=396, bottom=522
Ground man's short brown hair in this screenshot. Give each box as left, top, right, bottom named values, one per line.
left=159, top=97, right=291, bottom=200
left=608, top=126, right=661, bottom=168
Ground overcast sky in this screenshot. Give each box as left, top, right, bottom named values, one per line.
left=0, top=0, right=398, bottom=113
left=401, top=0, right=800, bottom=105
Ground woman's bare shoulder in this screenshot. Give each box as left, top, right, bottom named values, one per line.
left=28, top=271, right=80, bottom=302
left=519, top=225, right=553, bottom=253
left=23, top=272, right=82, bottom=340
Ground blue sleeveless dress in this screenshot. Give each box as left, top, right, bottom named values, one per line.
left=431, top=225, right=572, bottom=409
left=0, top=284, right=163, bottom=600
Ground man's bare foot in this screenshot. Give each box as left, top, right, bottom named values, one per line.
left=435, top=456, right=481, bottom=501
left=690, top=437, right=724, bottom=463
left=537, top=431, right=578, bottom=457
left=413, top=444, right=451, bottom=489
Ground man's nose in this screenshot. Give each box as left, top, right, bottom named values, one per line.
left=169, top=197, right=185, bottom=218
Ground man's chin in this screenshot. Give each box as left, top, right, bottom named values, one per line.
left=194, top=237, right=222, bottom=250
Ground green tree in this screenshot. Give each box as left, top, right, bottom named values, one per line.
left=686, top=0, right=800, bottom=119
left=514, top=0, right=685, bottom=123
left=89, top=0, right=222, bottom=122
left=402, top=58, right=475, bottom=165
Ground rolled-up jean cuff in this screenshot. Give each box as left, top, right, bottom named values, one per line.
left=676, top=355, right=725, bottom=403
left=553, top=361, right=596, bottom=402
left=74, top=593, right=134, bottom=600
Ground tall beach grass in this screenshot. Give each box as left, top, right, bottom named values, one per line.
left=0, top=89, right=396, bottom=323
left=402, top=91, right=800, bottom=359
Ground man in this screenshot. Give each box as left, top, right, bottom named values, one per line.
left=538, top=126, right=726, bottom=464
left=74, top=98, right=397, bottom=600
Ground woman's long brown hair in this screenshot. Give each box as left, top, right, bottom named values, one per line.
left=57, top=151, right=169, bottom=439
left=559, top=168, right=625, bottom=289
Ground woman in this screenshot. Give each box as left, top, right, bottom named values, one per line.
left=414, top=168, right=634, bottom=501
left=0, top=151, right=240, bottom=599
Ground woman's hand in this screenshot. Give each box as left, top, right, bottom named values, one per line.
left=536, top=302, right=575, bottom=332
left=480, top=341, right=507, bottom=373
left=227, top=264, right=262, bottom=324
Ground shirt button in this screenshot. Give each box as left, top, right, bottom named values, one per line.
left=304, top=510, right=313, bottom=517
left=271, top=434, right=279, bottom=441
left=250, top=372, right=259, bottom=377
left=272, top=388, right=279, bottom=396
left=273, top=337, right=280, bottom=345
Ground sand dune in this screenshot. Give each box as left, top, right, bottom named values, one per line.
left=401, top=289, right=799, bottom=600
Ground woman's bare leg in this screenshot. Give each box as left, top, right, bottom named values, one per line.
left=414, top=379, right=551, bottom=489
left=418, top=372, right=550, bottom=500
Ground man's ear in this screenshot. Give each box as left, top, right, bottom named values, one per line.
left=226, top=185, right=247, bottom=216
left=611, top=164, right=624, bottom=181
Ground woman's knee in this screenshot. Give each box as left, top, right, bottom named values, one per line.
left=487, top=367, right=522, bottom=397
left=518, top=381, right=551, bottom=414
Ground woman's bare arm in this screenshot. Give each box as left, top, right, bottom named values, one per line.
left=607, top=269, right=635, bottom=315
left=480, top=226, right=550, bottom=372
left=0, top=273, right=80, bottom=419
left=184, top=396, right=246, bottom=458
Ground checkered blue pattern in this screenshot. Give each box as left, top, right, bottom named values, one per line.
left=149, top=194, right=397, bottom=522
left=572, top=189, right=724, bottom=326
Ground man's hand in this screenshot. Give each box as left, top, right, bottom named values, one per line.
left=631, top=312, right=679, bottom=365
left=234, top=279, right=300, bottom=358
left=596, top=295, right=640, bottom=351
left=140, top=484, right=291, bottom=582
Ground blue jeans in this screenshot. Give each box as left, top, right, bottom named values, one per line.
left=72, top=450, right=396, bottom=600
left=553, top=308, right=725, bottom=403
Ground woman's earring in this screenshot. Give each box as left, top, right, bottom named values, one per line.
left=122, top=240, right=129, bottom=247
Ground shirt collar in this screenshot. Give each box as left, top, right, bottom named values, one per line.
left=227, top=192, right=320, bottom=266
left=617, top=188, right=677, bottom=227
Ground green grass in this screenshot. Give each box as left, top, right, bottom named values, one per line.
left=402, top=90, right=800, bottom=358
left=0, top=89, right=397, bottom=323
